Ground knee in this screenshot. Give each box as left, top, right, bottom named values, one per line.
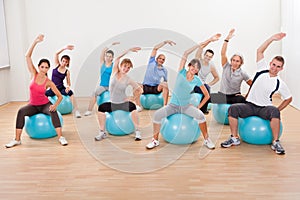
left=270, top=107, right=280, bottom=119
left=228, top=105, right=239, bottom=118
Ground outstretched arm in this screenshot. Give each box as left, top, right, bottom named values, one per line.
left=150, top=40, right=176, bottom=57
left=195, top=33, right=221, bottom=60
left=25, top=34, right=44, bottom=77
left=112, top=47, right=141, bottom=75
left=257, top=32, right=286, bottom=62
left=54, top=45, right=74, bottom=66
left=100, top=42, right=120, bottom=64
left=221, top=29, right=235, bottom=67
left=178, top=44, right=200, bottom=72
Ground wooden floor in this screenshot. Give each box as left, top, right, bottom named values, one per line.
left=0, top=97, right=300, bottom=200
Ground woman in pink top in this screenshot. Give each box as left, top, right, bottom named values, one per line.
left=5, top=34, right=68, bottom=148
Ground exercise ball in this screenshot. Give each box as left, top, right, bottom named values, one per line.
left=212, top=103, right=231, bottom=125
left=238, top=116, right=283, bottom=145
left=189, top=93, right=203, bottom=107
left=140, top=93, right=164, bottom=110
left=97, top=91, right=110, bottom=106
left=25, top=112, right=63, bottom=139
left=207, top=103, right=212, bottom=110
left=160, top=113, right=201, bottom=144
left=105, top=110, right=135, bottom=136
left=49, top=95, right=73, bottom=115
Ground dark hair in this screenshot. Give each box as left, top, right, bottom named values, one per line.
left=38, top=58, right=50, bottom=67
left=273, top=56, right=285, bottom=66
left=106, top=50, right=114, bottom=57
left=205, top=49, right=214, bottom=56
left=188, top=58, right=201, bottom=70
left=61, top=55, right=70, bottom=61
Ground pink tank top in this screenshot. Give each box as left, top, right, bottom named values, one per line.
left=29, top=75, right=49, bottom=105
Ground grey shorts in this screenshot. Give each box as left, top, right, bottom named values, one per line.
left=228, top=102, right=280, bottom=120
left=153, top=103, right=206, bottom=124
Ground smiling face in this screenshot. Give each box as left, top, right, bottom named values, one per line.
left=119, top=58, right=133, bottom=74
left=156, top=54, right=166, bottom=67
left=38, top=59, right=51, bottom=74
left=269, top=58, right=284, bottom=76
left=230, top=54, right=244, bottom=69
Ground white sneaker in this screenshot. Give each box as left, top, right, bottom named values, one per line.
left=5, top=139, right=21, bottom=148
left=135, top=130, right=142, bottom=141
left=59, top=136, right=68, bottom=146
left=136, top=105, right=143, bottom=112
left=84, top=110, right=92, bottom=116
left=75, top=110, right=81, bottom=118
left=146, top=138, right=159, bottom=149
left=204, top=138, right=215, bottom=149
left=95, top=130, right=107, bottom=141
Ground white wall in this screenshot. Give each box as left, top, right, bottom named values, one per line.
left=2, top=0, right=285, bottom=104
left=281, top=0, right=300, bottom=109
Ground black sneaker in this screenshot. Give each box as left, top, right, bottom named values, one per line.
left=271, top=140, right=285, bottom=155
left=221, top=135, right=241, bottom=148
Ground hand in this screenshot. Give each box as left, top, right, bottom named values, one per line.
left=226, top=29, right=235, bottom=40
left=65, top=45, right=74, bottom=50
left=65, top=87, right=70, bottom=93
left=210, top=33, right=222, bottom=42
left=165, top=40, right=176, bottom=46
left=35, top=34, right=44, bottom=43
left=130, top=47, right=141, bottom=52
left=49, top=105, right=57, bottom=112
left=271, top=32, right=286, bottom=41
left=112, top=42, right=120, bottom=45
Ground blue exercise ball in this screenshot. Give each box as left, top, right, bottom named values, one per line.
left=160, top=113, right=201, bottom=144
left=207, top=103, right=212, bottom=110
left=238, top=116, right=283, bottom=145
left=97, top=91, right=110, bottom=106
left=49, top=95, right=73, bottom=115
left=212, top=103, right=231, bottom=125
left=140, top=93, right=164, bottom=110
left=105, top=110, right=135, bottom=136
left=25, top=112, right=64, bottom=139
left=189, top=93, right=203, bottom=107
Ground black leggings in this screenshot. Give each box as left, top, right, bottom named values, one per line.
left=16, top=102, right=61, bottom=129
left=98, top=101, right=136, bottom=113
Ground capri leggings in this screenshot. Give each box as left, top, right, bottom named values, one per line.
left=93, top=85, right=109, bottom=97
left=16, top=102, right=61, bottom=129
left=153, top=103, right=206, bottom=124
left=98, top=101, right=136, bottom=113
left=228, top=102, right=280, bottom=121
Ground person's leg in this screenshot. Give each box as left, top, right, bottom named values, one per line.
left=146, top=104, right=177, bottom=149
left=6, top=104, right=39, bottom=148
left=210, top=92, right=227, bottom=104
left=221, top=103, right=253, bottom=148
left=201, top=84, right=211, bottom=113
left=157, top=81, right=169, bottom=106
left=258, top=106, right=284, bottom=154
left=226, top=93, right=246, bottom=104
left=95, top=102, right=112, bottom=141
left=85, top=86, right=107, bottom=115
left=133, top=83, right=143, bottom=108
left=182, top=105, right=215, bottom=149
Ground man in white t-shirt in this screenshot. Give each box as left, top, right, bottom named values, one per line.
left=221, top=32, right=292, bottom=155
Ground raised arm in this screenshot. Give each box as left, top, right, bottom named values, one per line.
left=25, top=34, right=44, bottom=77
left=257, top=32, right=286, bottom=62
left=112, top=47, right=141, bottom=75
left=150, top=40, right=176, bottom=57
left=195, top=33, right=221, bottom=60
left=99, top=42, right=120, bottom=64
left=178, top=44, right=200, bottom=72
left=54, top=45, right=74, bottom=66
left=221, top=29, right=235, bottom=67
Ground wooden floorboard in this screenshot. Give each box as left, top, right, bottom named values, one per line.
left=0, top=96, right=299, bottom=200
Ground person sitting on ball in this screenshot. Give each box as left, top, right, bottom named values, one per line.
left=5, top=34, right=68, bottom=148
left=146, top=35, right=220, bottom=150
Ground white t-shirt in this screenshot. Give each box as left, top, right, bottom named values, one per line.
left=246, top=59, right=292, bottom=106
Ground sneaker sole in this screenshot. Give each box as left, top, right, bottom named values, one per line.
left=221, top=143, right=240, bottom=148
left=271, top=145, right=285, bottom=155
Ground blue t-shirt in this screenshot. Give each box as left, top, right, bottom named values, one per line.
left=99, top=62, right=113, bottom=87
left=170, top=68, right=203, bottom=106
left=142, top=56, right=168, bottom=86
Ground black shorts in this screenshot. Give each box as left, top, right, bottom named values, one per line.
left=98, top=101, right=136, bottom=113
left=143, top=85, right=161, bottom=95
